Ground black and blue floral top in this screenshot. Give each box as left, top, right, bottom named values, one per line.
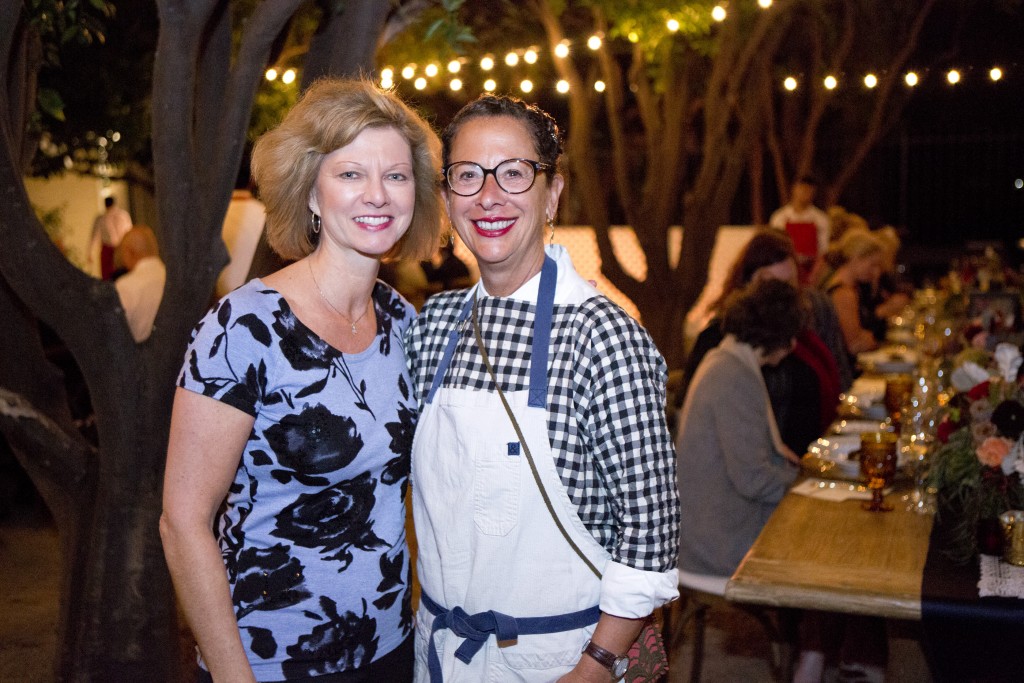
left=177, top=278, right=415, bottom=680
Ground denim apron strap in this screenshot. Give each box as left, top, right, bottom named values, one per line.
left=421, top=591, right=600, bottom=683
left=425, top=255, right=557, bottom=407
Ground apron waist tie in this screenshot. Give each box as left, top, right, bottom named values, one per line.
left=421, top=591, right=600, bottom=682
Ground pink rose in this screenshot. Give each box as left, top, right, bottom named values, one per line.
left=976, top=436, right=1013, bottom=467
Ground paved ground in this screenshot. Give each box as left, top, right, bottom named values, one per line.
left=0, top=501, right=933, bottom=682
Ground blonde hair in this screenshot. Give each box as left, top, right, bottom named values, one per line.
left=836, top=228, right=883, bottom=263
left=251, top=78, right=442, bottom=261
left=828, top=206, right=869, bottom=245
left=873, top=225, right=900, bottom=254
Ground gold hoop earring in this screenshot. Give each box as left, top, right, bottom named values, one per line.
left=310, top=212, right=321, bottom=234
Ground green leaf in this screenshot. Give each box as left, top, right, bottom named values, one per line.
left=37, top=88, right=65, bottom=122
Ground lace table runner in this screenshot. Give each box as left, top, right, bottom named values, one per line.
left=978, top=554, right=1024, bottom=599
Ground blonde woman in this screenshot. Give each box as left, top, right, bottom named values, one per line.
left=822, top=229, right=885, bottom=356
left=161, top=79, right=441, bottom=682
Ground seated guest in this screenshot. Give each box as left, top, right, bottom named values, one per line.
left=860, top=226, right=911, bottom=340
left=676, top=278, right=804, bottom=576
left=681, top=230, right=847, bottom=452
left=821, top=229, right=884, bottom=357
left=114, top=225, right=166, bottom=342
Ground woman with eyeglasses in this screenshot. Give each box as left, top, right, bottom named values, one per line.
left=404, top=95, right=679, bottom=682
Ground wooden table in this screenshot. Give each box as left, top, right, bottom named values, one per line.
left=725, top=483, right=935, bottom=620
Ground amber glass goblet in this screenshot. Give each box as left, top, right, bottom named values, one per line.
left=884, top=374, right=914, bottom=430
left=860, top=432, right=898, bottom=512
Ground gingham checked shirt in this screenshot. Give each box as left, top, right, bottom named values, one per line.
left=405, top=280, right=680, bottom=573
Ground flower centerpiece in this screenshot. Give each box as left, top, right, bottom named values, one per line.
left=929, top=342, right=1024, bottom=562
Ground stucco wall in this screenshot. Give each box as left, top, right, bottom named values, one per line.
left=24, top=175, right=131, bottom=278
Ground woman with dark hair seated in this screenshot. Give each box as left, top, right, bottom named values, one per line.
left=680, top=229, right=848, bottom=453
left=676, top=278, right=805, bottom=577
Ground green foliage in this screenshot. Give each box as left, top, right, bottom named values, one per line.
left=24, top=0, right=116, bottom=126
left=384, top=1, right=477, bottom=67
left=249, top=78, right=300, bottom=143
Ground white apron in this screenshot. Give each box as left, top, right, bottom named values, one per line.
left=412, top=253, right=612, bottom=682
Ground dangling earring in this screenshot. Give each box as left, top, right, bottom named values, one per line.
left=547, top=214, right=555, bottom=244
left=440, top=223, right=455, bottom=247
left=310, top=212, right=321, bottom=234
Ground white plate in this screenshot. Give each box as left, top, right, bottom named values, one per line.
left=829, top=419, right=888, bottom=435
left=874, top=360, right=916, bottom=374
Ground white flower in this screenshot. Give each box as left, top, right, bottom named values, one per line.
left=994, top=343, right=1023, bottom=383
left=1002, top=435, right=1024, bottom=476
left=950, top=361, right=992, bottom=392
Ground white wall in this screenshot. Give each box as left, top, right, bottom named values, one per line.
left=24, top=175, right=131, bottom=277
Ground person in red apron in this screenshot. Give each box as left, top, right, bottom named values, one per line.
left=405, top=96, right=679, bottom=682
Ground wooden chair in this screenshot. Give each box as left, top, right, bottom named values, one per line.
left=665, top=569, right=795, bottom=682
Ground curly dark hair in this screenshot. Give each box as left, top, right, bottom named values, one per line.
left=721, top=279, right=808, bottom=353
left=441, top=94, right=563, bottom=175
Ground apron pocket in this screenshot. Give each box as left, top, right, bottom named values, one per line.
left=472, top=444, right=522, bottom=536
left=497, top=627, right=591, bottom=672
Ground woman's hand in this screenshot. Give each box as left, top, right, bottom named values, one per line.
left=557, top=665, right=612, bottom=683
left=781, top=444, right=803, bottom=465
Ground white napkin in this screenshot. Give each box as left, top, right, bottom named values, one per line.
left=791, top=478, right=885, bottom=502
left=848, top=377, right=886, bottom=405
left=978, top=554, right=1024, bottom=599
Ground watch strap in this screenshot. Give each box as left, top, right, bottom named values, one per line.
left=582, top=639, right=626, bottom=673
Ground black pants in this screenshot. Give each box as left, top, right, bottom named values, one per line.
left=195, top=635, right=414, bottom=683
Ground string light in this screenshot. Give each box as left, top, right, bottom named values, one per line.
left=265, top=68, right=278, bottom=81
left=282, top=69, right=296, bottom=84
left=379, top=36, right=1018, bottom=100
left=758, top=0, right=773, bottom=7
left=712, top=5, right=727, bottom=22
left=666, top=19, right=680, bottom=32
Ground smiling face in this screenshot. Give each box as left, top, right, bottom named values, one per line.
left=309, top=126, right=416, bottom=260
left=444, top=116, right=563, bottom=295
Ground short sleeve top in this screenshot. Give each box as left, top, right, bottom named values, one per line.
left=177, top=278, right=415, bottom=680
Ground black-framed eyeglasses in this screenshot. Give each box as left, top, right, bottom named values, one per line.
left=443, top=158, right=553, bottom=197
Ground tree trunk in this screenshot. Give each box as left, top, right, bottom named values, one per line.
left=0, top=2, right=308, bottom=679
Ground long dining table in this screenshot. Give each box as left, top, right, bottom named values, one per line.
left=725, top=480, right=935, bottom=620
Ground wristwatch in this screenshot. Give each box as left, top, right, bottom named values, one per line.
left=581, top=639, right=628, bottom=680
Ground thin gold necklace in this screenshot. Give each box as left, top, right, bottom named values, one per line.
left=307, top=260, right=372, bottom=335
